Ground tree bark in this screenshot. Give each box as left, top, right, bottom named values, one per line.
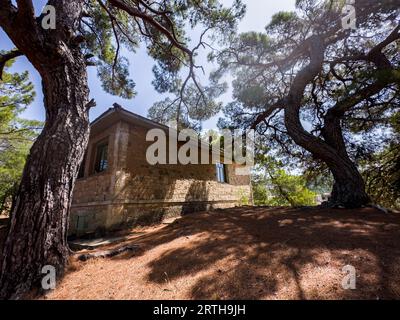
left=0, top=0, right=90, bottom=300
left=328, top=158, right=370, bottom=208
left=286, top=113, right=370, bottom=207
left=285, top=107, right=370, bottom=207
left=0, top=54, right=90, bottom=299
left=321, top=112, right=370, bottom=207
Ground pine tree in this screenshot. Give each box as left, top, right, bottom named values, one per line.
left=0, top=55, right=40, bottom=214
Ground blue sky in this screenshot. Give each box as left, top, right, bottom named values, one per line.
left=0, top=0, right=296, bottom=129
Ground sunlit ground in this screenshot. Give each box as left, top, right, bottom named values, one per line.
left=42, top=206, right=400, bottom=300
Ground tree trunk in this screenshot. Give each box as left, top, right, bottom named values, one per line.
left=0, top=56, right=90, bottom=299
left=285, top=105, right=370, bottom=208
left=326, top=156, right=370, bottom=208
left=321, top=113, right=370, bottom=208
left=282, top=36, right=370, bottom=209
left=284, top=106, right=371, bottom=208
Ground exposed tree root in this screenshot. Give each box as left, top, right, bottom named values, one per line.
left=366, top=204, right=400, bottom=214
left=316, top=201, right=397, bottom=214
left=77, top=244, right=140, bottom=261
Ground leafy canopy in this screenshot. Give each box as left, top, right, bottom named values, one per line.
left=212, top=0, right=399, bottom=203
left=77, top=0, right=245, bottom=128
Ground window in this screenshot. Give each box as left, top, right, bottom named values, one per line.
left=216, top=162, right=227, bottom=183
left=77, top=154, right=86, bottom=179
left=94, top=141, right=108, bottom=173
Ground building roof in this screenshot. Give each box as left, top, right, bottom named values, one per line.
left=91, top=103, right=169, bottom=131
left=90, top=103, right=223, bottom=157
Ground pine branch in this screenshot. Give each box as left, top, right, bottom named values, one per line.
left=0, top=50, right=24, bottom=80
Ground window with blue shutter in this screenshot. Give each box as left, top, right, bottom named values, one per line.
left=216, top=162, right=227, bottom=183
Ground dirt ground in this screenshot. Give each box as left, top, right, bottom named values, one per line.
left=37, top=206, right=399, bottom=300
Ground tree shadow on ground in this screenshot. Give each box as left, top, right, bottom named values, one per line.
left=104, top=206, right=400, bottom=299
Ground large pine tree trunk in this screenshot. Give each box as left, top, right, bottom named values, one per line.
left=321, top=113, right=370, bottom=208
left=329, top=163, right=370, bottom=208
left=285, top=105, right=370, bottom=208
left=286, top=124, right=370, bottom=207
left=323, top=155, right=370, bottom=208
left=283, top=36, right=370, bottom=209
left=0, top=56, right=90, bottom=299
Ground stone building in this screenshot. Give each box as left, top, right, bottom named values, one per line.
left=69, top=104, right=253, bottom=236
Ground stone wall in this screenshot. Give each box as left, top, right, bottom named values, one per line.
left=69, top=120, right=252, bottom=236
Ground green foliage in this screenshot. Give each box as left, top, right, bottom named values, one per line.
left=303, top=165, right=333, bottom=195
left=147, top=77, right=227, bottom=131
left=213, top=1, right=399, bottom=206
left=268, top=11, right=298, bottom=28
left=234, top=84, right=267, bottom=109
left=362, top=113, right=400, bottom=210
left=145, top=1, right=245, bottom=129
left=237, top=188, right=250, bottom=206
left=80, top=0, right=245, bottom=107
left=253, top=156, right=317, bottom=207
left=97, top=56, right=136, bottom=99
left=82, top=1, right=138, bottom=98
left=0, top=59, right=40, bottom=214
